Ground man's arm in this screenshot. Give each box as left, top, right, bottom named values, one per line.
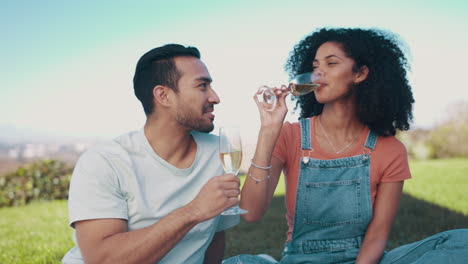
left=203, top=231, right=225, bottom=264
left=75, top=174, right=240, bottom=264
left=76, top=206, right=198, bottom=264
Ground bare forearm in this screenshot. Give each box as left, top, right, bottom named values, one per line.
left=241, top=127, right=281, bottom=221
left=240, top=167, right=270, bottom=221
left=81, top=206, right=198, bottom=264
left=251, top=126, right=281, bottom=166
left=356, top=213, right=391, bottom=264
left=356, top=182, right=403, bottom=264
left=356, top=235, right=387, bottom=264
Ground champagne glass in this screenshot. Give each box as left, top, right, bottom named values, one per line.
left=256, top=72, right=321, bottom=111
left=219, top=126, right=248, bottom=215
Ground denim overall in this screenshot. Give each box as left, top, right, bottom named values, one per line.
left=275, top=118, right=376, bottom=263
left=223, top=118, right=468, bottom=264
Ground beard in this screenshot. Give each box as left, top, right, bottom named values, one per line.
left=175, top=103, right=214, bottom=133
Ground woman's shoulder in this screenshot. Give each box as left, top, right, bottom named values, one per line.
left=373, top=134, right=411, bottom=182
left=282, top=117, right=315, bottom=130
left=279, top=120, right=303, bottom=141
left=283, top=120, right=300, bottom=129
left=375, top=134, right=408, bottom=154
left=373, top=134, right=409, bottom=171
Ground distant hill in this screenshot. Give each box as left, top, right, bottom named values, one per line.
left=0, top=124, right=62, bottom=144
left=0, top=124, right=104, bottom=144
left=0, top=124, right=104, bottom=175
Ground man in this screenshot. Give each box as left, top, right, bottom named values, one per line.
left=62, top=44, right=240, bottom=264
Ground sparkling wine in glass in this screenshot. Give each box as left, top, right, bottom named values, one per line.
left=257, top=72, right=320, bottom=111
left=219, top=126, right=248, bottom=215
left=219, top=151, right=242, bottom=174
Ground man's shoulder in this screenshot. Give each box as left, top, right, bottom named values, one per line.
left=80, top=130, right=142, bottom=161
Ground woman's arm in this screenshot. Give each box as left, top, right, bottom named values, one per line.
left=240, top=87, right=289, bottom=222
left=356, top=181, right=404, bottom=264
left=241, top=155, right=284, bottom=222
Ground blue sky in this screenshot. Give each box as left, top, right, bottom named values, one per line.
left=2, top=0, right=468, bottom=142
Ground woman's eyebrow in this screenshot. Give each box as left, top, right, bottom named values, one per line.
left=314, top=54, right=342, bottom=62
left=325, top=54, right=342, bottom=60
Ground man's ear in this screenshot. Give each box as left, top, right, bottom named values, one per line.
left=354, top=65, right=369, bottom=84
left=153, top=85, right=175, bottom=107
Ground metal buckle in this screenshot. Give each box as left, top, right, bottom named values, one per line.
left=301, top=149, right=313, bottom=164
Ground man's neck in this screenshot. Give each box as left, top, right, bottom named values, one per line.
left=143, top=117, right=197, bottom=169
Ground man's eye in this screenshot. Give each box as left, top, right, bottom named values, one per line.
left=328, top=62, right=337, bottom=66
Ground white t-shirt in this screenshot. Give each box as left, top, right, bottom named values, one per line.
left=62, top=130, right=239, bottom=264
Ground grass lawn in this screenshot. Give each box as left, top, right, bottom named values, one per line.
left=405, top=158, right=468, bottom=215
left=0, top=200, right=73, bottom=264
left=0, top=159, right=467, bottom=263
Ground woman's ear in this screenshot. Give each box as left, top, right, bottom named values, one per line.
left=354, top=65, right=369, bottom=84
left=153, top=85, right=174, bottom=107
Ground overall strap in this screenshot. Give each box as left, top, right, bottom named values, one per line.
left=363, top=130, right=378, bottom=150
left=299, top=118, right=312, bottom=150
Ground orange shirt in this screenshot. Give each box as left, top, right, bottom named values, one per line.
left=273, top=116, right=411, bottom=241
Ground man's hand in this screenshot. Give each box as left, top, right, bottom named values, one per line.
left=187, top=174, right=240, bottom=222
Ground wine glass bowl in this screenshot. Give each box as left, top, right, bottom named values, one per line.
left=256, top=72, right=320, bottom=111
left=219, top=126, right=248, bottom=215
left=257, top=85, right=278, bottom=111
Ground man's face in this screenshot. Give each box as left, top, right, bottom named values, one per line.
left=173, top=56, right=220, bottom=133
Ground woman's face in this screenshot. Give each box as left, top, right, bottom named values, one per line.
left=312, top=41, right=366, bottom=104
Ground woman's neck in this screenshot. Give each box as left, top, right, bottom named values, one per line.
left=316, top=104, right=365, bottom=154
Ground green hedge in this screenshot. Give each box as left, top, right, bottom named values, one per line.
left=0, top=160, right=72, bottom=208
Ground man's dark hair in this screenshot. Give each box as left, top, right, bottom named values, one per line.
left=285, top=28, right=415, bottom=136
left=133, top=44, right=200, bottom=116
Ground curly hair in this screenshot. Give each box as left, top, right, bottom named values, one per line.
left=285, top=28, right=415, bottom=136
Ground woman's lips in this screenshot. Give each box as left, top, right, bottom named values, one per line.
left=315, top=81, right=327, bottom=88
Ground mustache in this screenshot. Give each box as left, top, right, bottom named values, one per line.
left=203, top=104, right=214, bottom=113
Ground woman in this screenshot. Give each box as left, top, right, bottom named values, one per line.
left=224, top=28, right=468, bottom=264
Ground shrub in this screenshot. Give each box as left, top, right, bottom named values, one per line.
left=0, top=160, right=72, bottom=208
left=425, top=100, right=468, bottom=158
left=427, top=121, right=468, bottom=158
left=398, top=129, right=435, bottom=160
left=400, top=100, right=468, bottom=159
